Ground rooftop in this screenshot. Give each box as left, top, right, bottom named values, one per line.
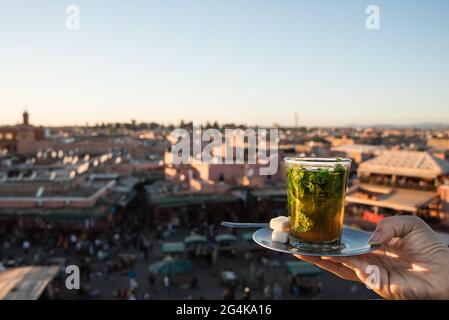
left=0, top=266, right=59, bottom=300
left=358, top=151, right=449, bottom=179
left=331, top=144, right=385, bottom=154
left=346, top=184, right=438, bottom=213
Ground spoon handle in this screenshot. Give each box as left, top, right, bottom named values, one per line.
left=221, top=221, right=269, bottom=229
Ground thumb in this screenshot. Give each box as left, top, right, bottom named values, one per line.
left=368, top=215, right=424, bottom=245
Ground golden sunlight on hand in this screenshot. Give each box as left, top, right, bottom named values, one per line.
left=295, top=216, right=449, bottom=300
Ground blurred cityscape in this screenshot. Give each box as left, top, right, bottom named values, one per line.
left=1, top=111, right=449, bottom=300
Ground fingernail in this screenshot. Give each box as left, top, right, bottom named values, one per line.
left=368, top=233, right=381, bottom=244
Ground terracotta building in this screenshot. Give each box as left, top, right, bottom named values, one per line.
left=0, top=111, right=48, bottom=154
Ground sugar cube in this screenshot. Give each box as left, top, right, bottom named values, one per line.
left=269, top=216, right=290, bottom=231
left=271, top=230, right=289, bottom=243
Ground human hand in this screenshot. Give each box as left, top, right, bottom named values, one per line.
left=295, top=216, right=449, bottom=299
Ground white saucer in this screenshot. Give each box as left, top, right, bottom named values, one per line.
left=253, top=226, right=379, bottom=257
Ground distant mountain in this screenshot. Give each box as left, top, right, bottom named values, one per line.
left=403, top=123, right=449, bottom=129
left=345, top=123, right=449, bottom=130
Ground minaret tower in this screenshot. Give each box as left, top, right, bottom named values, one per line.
left=23, top=110, right=29, bottom=126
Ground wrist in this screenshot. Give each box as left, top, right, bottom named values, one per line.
left=435, top=284, right=449, bottom=300
left=436, top=259, right=449, bottom=299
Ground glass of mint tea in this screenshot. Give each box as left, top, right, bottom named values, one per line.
left=284, top=157, right=351, bottom=252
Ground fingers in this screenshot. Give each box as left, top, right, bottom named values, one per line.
left=294, top=254, right=321, bottom=264
left=322, top=255, right=365, bottom=271
left=294, top=255, right=359, bottom=282
left=321, top=256, right=373, bottom=283
left=368, top=216, right=426, bottom=245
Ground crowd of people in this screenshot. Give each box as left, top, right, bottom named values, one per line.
left=0, top=206, right=307, bottom=300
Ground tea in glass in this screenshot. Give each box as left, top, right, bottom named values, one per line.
left=284, top=157, right=351, bottom=251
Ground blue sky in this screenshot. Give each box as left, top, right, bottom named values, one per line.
left=1, top=0, right=449, bottom=127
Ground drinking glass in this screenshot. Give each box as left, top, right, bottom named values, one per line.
left=284, top=157, right=351, bottom=251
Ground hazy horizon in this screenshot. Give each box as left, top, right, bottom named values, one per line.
left=1, top=0, right=449, bottom=127
left=4, top=111, right=449, bottom=130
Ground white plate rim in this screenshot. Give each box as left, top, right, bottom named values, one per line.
left=252, top=226, right=379, bottom=257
